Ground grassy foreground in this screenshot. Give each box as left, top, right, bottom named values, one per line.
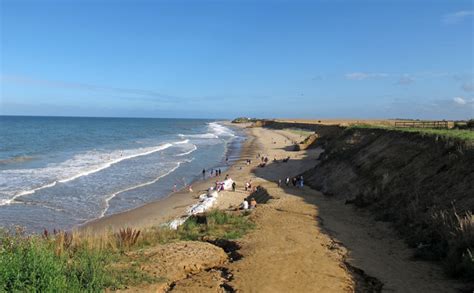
left=0, top=210, right=254, bottom=292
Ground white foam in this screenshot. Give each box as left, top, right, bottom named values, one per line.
left=179, top=133, right=219, bottom=139
left=208, top=122, right=235, bottom=137
left=174, top=139, right=189, bottom=145
left=175, top=144, right=197, bottom=157
left=0, top=142, right=174, bottom=206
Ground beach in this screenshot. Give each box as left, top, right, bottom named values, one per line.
left=79, top=123, right=461, bottom=292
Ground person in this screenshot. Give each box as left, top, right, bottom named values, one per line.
left=248, top=180, right=252, bottom=190
left=173, top=184, right=177, bottom=192
left=240, top=199, right=249, bottom=210
left=250, top=198, right=257, bottom=209
left=299, top=175, right=304, bottom=188
left=285, top=177, right=290, bottom=186
left=202, top=169, right=206, bottom=179
left=292, top=177, right=297, bottom=187
left=245, top=182, right=249, bottom=191
left=232, top=181, right=236, bottom=192
left=277, top=179, right=281, bottom=187
left=225, top=174, right=229, bottom=180
left=218, top=169, right=221, bottom=176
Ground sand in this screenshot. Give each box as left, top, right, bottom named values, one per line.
left=83, top=124, right=461, bottom=292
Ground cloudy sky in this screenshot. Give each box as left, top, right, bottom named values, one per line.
left=1, top=0, right=473, bottom=119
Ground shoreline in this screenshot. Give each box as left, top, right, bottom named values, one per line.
left=79, top=123, right=255, bottom=234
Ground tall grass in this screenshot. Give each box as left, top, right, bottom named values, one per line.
left=0, top=228, right=113, bottom=292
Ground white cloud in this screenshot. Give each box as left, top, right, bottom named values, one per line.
left=443, top=10, right=474, bottom=24
left=345, top=72, right=388, bottom=80
left=453, top=97, right=467, bottom=105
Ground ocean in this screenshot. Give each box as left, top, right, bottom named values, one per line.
left=0, top=116, right=244, bottom=232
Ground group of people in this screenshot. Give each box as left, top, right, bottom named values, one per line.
left=202, top=168, right=222, bottom=179
left=277, top=175, right=304, bottom=188
left=240, top=197, right=257, bottom=210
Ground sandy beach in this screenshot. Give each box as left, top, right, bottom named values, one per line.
left=78, top=124, right=462, bottom=292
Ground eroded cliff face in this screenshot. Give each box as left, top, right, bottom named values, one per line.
left=301, top=127, right=473, bottom=279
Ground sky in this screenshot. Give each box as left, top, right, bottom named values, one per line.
left=0, top=0, right=473, bottom=119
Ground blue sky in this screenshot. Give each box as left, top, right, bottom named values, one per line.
left=1, top=0, right=473, bottom=119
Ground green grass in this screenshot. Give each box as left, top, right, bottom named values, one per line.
left=349, top=124, right=474, bottom=141
left=283, top=128, right=315, bottom=137
left=0, top=210, right=254, bottom=291
left=140, top=210, right=255, bottom=245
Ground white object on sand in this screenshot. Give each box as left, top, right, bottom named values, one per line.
left=168, top=190, right=221, bottom=230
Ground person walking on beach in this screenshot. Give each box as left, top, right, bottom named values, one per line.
left=232, top=181, right=236, bottom=192
left=278, top=179, right=281, bottom=187
left=285, top=177, right=290, bottom=186
left=202, top=169, right=206, bottom=179
left=299, top=175, right=304, bottom=188
left=292, top=177, right=297, bottom=187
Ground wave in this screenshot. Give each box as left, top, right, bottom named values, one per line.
left=0, top=142, right=174, bottom=206
left=99, top=157, right=195, bottom=218
left=208, top=122, right=235, bottom=137
left=173, top=139, right=189, bottom=145
left=177, top=122, right=235, bottom=141
left=175, top=144, right=198, bottom=156
left=99, top=161, right=182, bottom=218
left=178, top=133, right=219, bottom=139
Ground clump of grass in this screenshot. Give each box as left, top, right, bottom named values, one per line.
left=115, top=228, right=141, bottom=251
left=415, top=209, right=474, bottom=280
left=443, top=211, right=474, bottom=279
left=138, top=210, right=255, bottom=246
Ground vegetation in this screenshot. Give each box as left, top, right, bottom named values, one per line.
left=139, top=209, right=255, bottom=246
left=0, top=210, right=254, bottom=291
left=284, top=128, right=315, bottom=137
left=415, top=210, right=474, bottom=280
left=349, top=124, right=474, bottom=141
left=231, top=117, right=257, bottom=123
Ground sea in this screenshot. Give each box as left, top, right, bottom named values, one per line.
left=0, top=116, right=244, bottom=233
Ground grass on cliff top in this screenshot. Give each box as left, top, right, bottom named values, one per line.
left=0, top=210, right=254, bottom=292
left=283, top=128, right=315, bottom=137
left=349, top=124, right=474, bottom=141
